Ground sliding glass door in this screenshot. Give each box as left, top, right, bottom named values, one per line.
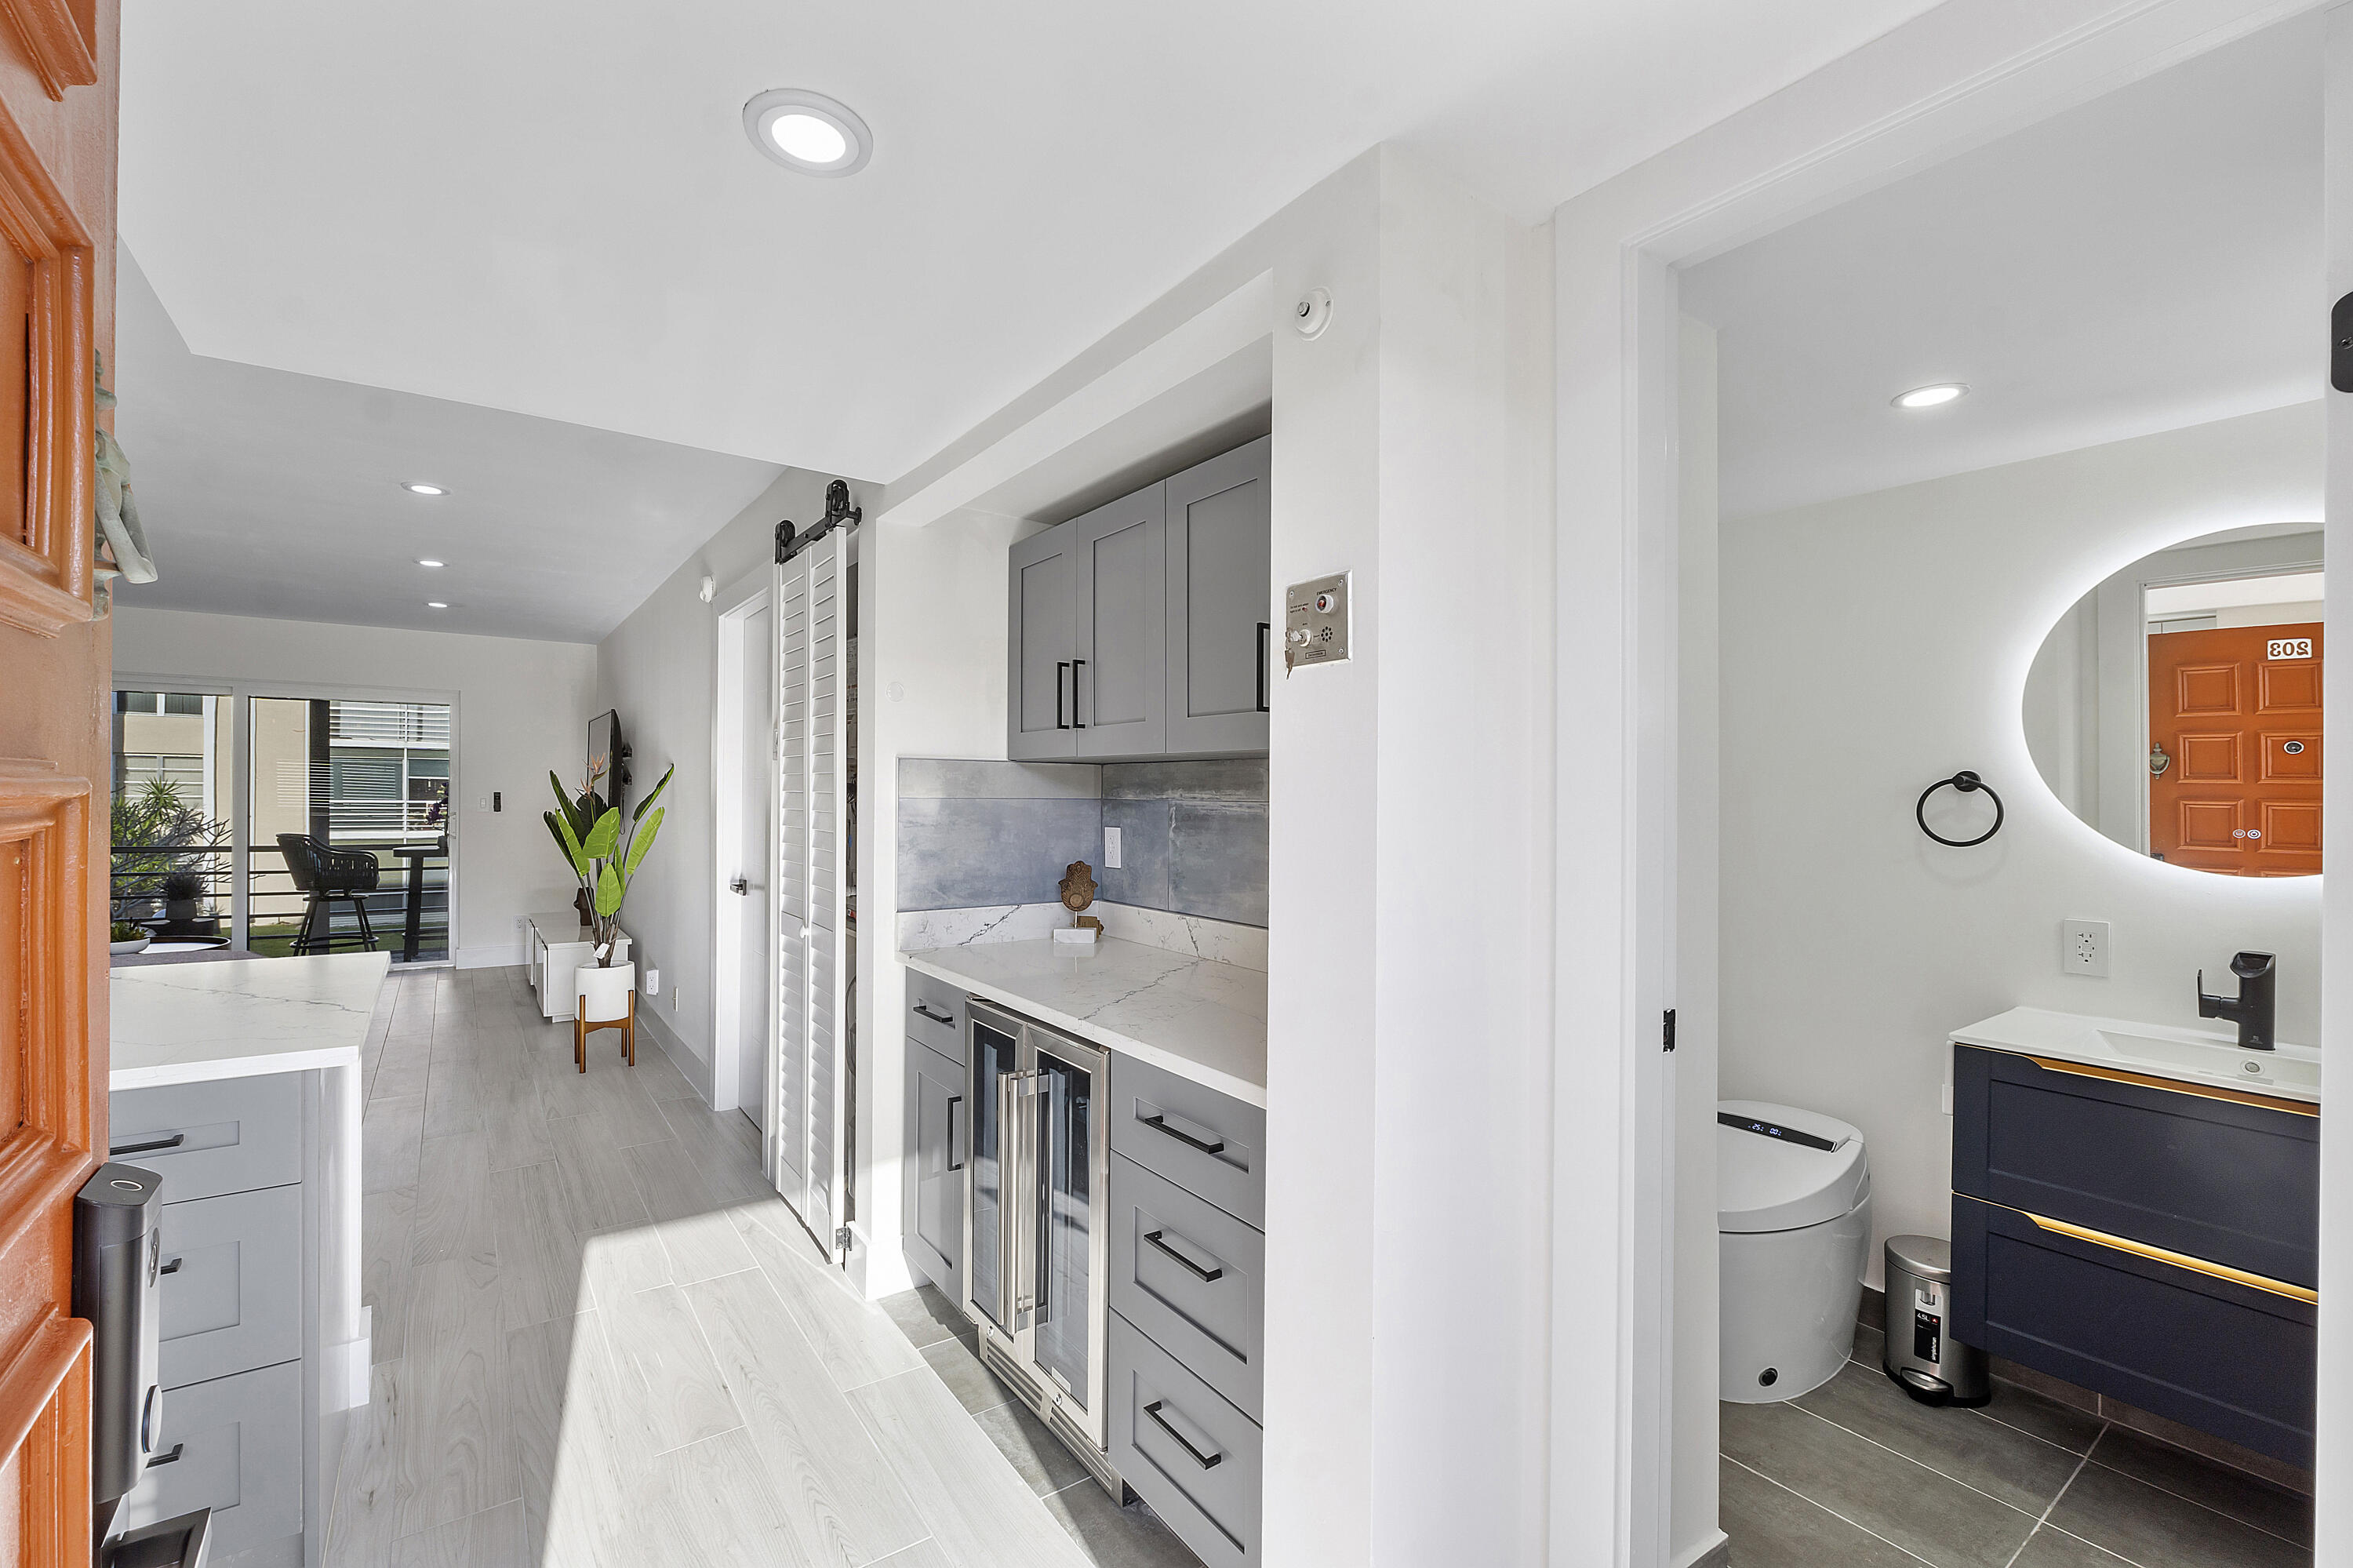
left=108, top=686, right=455, bottom=965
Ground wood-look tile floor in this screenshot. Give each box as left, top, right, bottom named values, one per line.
left=1721, top=1322, right=2315, bottom=1568
left=331, top=965, right=1202, bottom=1568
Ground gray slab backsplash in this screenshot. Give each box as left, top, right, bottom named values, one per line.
left=896, top=756, right=1269, bottom=926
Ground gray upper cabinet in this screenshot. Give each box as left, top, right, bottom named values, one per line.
left=1073, top=484, right=1169, bottom=758
left=1166, top=437, right=1271, bottom=755
left=1008, top=523, right=1078, bottom=760
left=1006, top=437, right=1270, bottom=764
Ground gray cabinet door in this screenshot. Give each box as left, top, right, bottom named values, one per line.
left=1074, top=484, right=1168, bottom=759
left=1007, top=522, right=1078, bottom=760
left=904, top=1036, right=965, bottom=1297
left=1165, top=437, right=1271, bottom=756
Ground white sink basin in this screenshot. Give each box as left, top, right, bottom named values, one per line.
left=1952, top=1008, right=2320, bottom=1104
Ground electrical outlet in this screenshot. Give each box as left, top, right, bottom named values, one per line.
left=1104, top=825, right=1122, bottom=869
left=645, top=966, right=660, bottom=996
left=2062, top=919, right=2109, bottom=978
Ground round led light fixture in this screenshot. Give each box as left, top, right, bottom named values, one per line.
left=1893, top=383, right=1967, bottom=410
left=744, top=89, right=871, bottom=176
left=426, top=601, right=449, bottom=609
left=402, top=482, right=448, bottom=496
left=417, top=558, right=445, bottom=569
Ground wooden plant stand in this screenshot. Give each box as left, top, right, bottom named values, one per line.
left=574, top=990, right=636, bottom=1073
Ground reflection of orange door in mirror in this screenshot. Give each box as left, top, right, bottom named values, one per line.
left=2148, top=623, right=2321, bottom=875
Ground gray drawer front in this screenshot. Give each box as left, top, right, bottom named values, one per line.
left=116, top=1359, right=304, bottom=1566
left=1109, top=1053, right=1264, bottom=1228
left=906, top=970, right=966, bottom=1064
left=1110, top=1153, right=1264, bottom=1420
left=1110, top=1312, right=1260, bottom=1568
left=111, top=1075, right=304, bottom=1203
left=158, top=1184, right=303, bottom=1390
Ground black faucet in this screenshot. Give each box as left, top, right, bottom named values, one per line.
left=2197, top=951, right=2276, bottom=1051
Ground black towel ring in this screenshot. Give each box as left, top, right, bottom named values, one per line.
left=1917, top=771, right=2004, bottom=848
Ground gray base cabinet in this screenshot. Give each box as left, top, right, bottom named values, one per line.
left=1006, top=437, right=1270, bottom=764
left=111, top=1071, right=339, bottom=1567
left=904, top=1035, right=966, bottom=1299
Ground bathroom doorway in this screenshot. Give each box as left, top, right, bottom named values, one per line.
left=713, top=568, right=776, bottom=1128
left=1658, top=10, right=2329, bottom=1564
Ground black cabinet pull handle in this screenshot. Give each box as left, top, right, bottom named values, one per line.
left=159, top=1257, right=184, bottom=1276
left=912, top=1002, right=955, bottom=1026
left=1055, top=662, right=1070, bottom=729
left=1144, top=1228, right=1224, bottom=1282
left=145, top=1444, right=184, bottom=1469
left=947, top=1094, right=964, bottom=1173
left=1140, top=1111, right=1225, bottom=1156
left=1071, top=659, right=1087, bottom=728
left=1257, top=622, right=1271, bottom=712
left=1144, top=1401, right=1222, bottom=1468
left=110, top=1133, right=184, bottom=1156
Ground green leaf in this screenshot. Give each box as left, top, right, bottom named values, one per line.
left=631, top=763, right=675, bottom=823
left=593, top=860, right=623, bottom=917
left=583, top=806, right=621, bottom=860
left=622, top=806, right=664, bottom=879
left=551, top=808, right=591, bottom=878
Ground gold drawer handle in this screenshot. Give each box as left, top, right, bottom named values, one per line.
left=2024, top=1211, right=2317, bottom=1304
left=2020, top=1053, right=2316, bottom=1118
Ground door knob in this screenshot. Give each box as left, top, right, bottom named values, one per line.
left=729, top=877, right=749, bottom=895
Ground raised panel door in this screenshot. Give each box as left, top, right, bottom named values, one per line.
left=1074, top=486, right=1167, bottom=759
left=1007, top=524, right=1077, bottom=760
left=1166, top=438, right=1271, bottom=756
left=904, top=1036, right=963, bottom=1297
left=2148, top=623, right=2321, bottom=875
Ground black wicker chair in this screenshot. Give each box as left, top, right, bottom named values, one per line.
left=276, top=833, right=381, bottom=954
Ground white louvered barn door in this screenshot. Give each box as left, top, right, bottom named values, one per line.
left=771, top=529, right=850, bottom=1253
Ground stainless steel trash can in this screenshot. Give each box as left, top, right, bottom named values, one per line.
left=1882, top=1235, right=1988, bottom=1406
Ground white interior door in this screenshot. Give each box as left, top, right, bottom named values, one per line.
left=773, top=529, right=850, bottom=1250
left=734, top=601, right=773, bottom=1130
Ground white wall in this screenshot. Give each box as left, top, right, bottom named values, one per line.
left=592, top=468, right=842, bottom=1093
left=111, top=606, right=599, bottom=966
left=1718, top=402, right=2323, bottom=1290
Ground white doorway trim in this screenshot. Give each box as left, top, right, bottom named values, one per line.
left=1547, top=2, right=2337, bottom=1561
left=710, top=567, right=773, bottom=1117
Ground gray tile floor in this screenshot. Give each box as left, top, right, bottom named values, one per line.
left=1720, top=1323, right=2315, bottom=1568
left=332, top=964, right=1201, bottom=1568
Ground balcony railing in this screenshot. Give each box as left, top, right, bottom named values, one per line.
left=108, top=839, right=449, bottom=962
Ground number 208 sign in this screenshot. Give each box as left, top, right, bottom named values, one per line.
left=2268, top=638, right=2314, bottom=660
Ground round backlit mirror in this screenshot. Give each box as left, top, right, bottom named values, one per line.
left=2024, top=524, right=2321, bottom=875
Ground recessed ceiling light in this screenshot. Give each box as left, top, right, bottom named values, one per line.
left=744, top=89, right=871, bottom=176
left=426, top=601, right=449, bottom=609
left=1893, top=383, right=1968, bottom=410
left=417, top=558, right=445, bottom=569
left=402, top=482, right=448, bottom=496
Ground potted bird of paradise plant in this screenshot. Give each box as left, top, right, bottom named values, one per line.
left=545, top=762, right=672, bottom=1024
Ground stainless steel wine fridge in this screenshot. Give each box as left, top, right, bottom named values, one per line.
left=962, top=999, right=1119, bottom=1488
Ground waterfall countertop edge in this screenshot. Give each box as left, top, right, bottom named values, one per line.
left=109, top=951, right=390, bottom=1090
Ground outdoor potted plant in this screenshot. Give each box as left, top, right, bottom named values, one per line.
left=110, top=919, right=151, bottom=955
left=544, top=762, right=671, bottom=1024
left=162, top=868, right=205, bottom=925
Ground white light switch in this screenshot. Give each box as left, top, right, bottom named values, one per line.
left=1104, top=826, right=1122, bottom=869
left=2062, top=919, right=2109, bottom=978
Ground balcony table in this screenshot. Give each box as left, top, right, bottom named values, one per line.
left=389, top=839, right=445, bottom=962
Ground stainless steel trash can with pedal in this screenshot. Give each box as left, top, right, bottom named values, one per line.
left=1882, top=1235, right=1988, bottom=1406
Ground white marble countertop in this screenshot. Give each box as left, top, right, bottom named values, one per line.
left=902, top=937, right=1267, bottom=1107
left=110, top=952, right=391, bottom=1090
left=1951, top=1006, right=2319, bottom=1105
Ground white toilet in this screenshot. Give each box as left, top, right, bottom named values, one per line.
left=1718, top=1099, right=1871, bottom=1403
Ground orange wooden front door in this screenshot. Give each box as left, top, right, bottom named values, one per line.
left=2148, top=622, right=2322, bottom=875
left=0, top=2, right=118, bottom=1563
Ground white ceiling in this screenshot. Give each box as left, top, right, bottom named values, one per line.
left=1682, top=13, right=2322, bottom=520
left=118, top=0, right=1933, bottom=489
left=109, top=247, right=784, bottom=642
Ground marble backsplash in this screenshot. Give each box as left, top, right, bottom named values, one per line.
left=896, top=899, right=1268, bottom=973
left=896, top=756, right=1267, bottom=929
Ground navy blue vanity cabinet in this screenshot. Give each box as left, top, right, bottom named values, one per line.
left=1949, top=1044, right=2317, bottom=1467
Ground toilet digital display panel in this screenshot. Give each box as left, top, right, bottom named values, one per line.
left=1717, top=1111, right=1836, bottom=1152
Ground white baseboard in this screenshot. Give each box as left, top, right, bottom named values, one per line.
left=1673, top=1530, right=1730, bottom=1568
left=635, top=1002, right=714, bottom=1106
left=455, top=943, right=525, bottom=970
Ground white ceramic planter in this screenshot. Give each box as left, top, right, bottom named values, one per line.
left=576, top=960, right=635, bottom=1024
